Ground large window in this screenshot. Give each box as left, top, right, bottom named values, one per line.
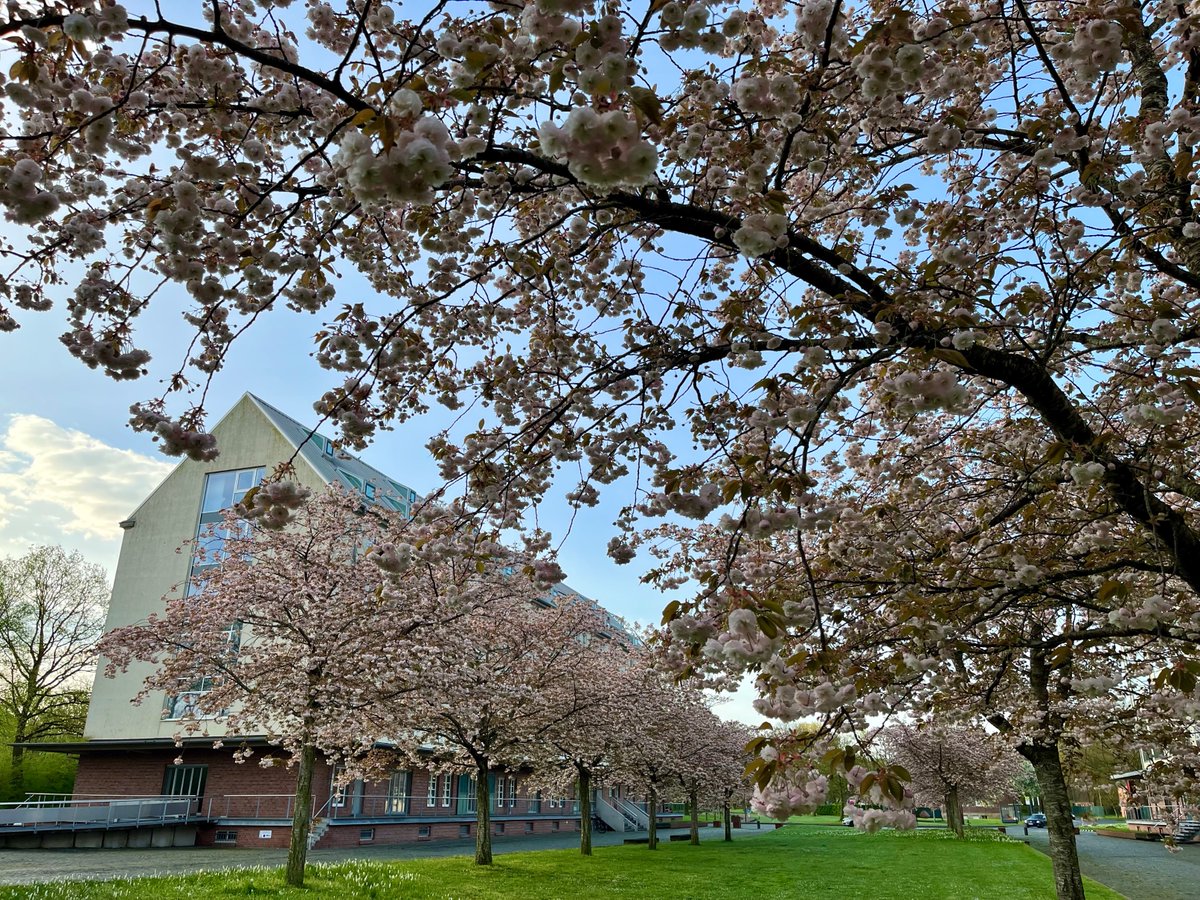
left=427, top=773, right=439, bottom=809
left=163, top=467, right=262, bottom=719
left=163, top=764, right=207, bottom=798
left=386, top=771, right=408, bottom=815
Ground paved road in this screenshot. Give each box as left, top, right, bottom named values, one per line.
left=0, top=822, right=779, bottom=887
left=1021, top=827, right=1200, bottom=900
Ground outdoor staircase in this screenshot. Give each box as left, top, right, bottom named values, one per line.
left=307, top=817, right=329, bottom=849
left=1174, top=819, right=1200, bottom=843
left=595, top=796, right=640, bottom=833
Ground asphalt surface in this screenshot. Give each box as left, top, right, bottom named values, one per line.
left=0, top=821, right=779, bottom=887
left=1021, top=827, right=1200, bottom=900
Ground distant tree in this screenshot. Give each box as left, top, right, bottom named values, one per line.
left=398, top=587, right=609, bottom=866
left=880, top=722, right=1025, bottom=838
left=0, top=546, right=107, bottom=799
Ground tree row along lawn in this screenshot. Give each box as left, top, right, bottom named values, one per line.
left=0, top=827, right=1125, bottom=900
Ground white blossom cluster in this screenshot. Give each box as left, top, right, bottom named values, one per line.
left=842, top=765, right=916, bottom=833
left=538, top=108, right=658, bottom=188
left=236, top=481, right=313, bottom=530
left=333, top=118, right=455, bottom=206
left=1047, top=19, right=1123, bottom=90
left=128, top=403, right=218, bottom=461
left=752, top=680, right=857, bottom=720
left=880, top=370, right=969, bottom=414
left=732, top=212, right=789, bottom=257
left=0, top=158, right=59, bottom=224
left=702, top=607, right=779, bottom=665
left=750, top=768, right=829, bottom=819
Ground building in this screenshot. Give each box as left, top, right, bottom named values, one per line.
left=2, top=394, right=661, bottom=850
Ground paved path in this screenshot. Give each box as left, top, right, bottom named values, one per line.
left=0, top=821, right=780, bottom=887
left=1021, top=827, right=1200, bottom=900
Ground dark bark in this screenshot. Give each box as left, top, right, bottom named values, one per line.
left=474, top=764, right=492, bottom=865
left=578, top=767, right=592, bottom=856
left=689, top=787, right=700, bottom=845
left=284, top=743, right=316, bottom=888
left=1020, top=742, right=1086, bottom=900
left=944, top=785, right=965, bottom=838
left=648, top=783, right=658, bottom=849
left=723, top=791, right=732, bottom=842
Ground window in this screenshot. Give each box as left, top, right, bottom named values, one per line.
left=508, top=777, right=517, bottom=808
left=418, top=825, right=431, bottom=839
left=359, top=828, right=375, bottom=843
left=323, top=439, right=335, bottom=457
left=214, top=830, right=237, bottom=844
left=495, top=822, right=505, bottom=834
left=529, top=791, right=541, bottom=814
left=466, top=777, right=478, bottom=814
left=331, top=767, right=349, bottom=809
left=365, top=482, right=377, bottom=501
left=386, top=771, right=408, bottom=815
left=163, top=764, right=207, bottom=798
left=497, top=780, right=505, bottom=810
left=459, top=824, right=470, bottom=838
left=442, top=775, right=451, bottom=808
left=524, top=822, right=534, bottom=834
left=427, top=773, right=438, bottom=809
left=552, top=820, right=560, bottom=832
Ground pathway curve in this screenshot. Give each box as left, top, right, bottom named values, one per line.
left=1021, top=827, right=1200, bottom=900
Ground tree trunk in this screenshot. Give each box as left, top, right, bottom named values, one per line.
left=648, top=783, right=658, bottom=849
left=6, top=742, right=25, bottom=801
left=1021, top=742, right=1085, bottom=900
left=285, top=743, right=316, bottom=888
left=474, top=765, right=493, bottom=865
left=689, top=787, right=700, bottom=845
left=723, top=791, right=732, bottom=842
left=944, top=785, right=965, bottom=838
left=578, top=767, right=592, bottom=855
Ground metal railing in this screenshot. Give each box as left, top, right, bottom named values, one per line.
left=0, top=794, right=201, bottom=831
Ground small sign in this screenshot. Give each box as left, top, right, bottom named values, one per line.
left=258, top=829, right=273, bottom=839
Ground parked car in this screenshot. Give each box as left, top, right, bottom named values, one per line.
left=1025, top=813, right=1047, bottom=827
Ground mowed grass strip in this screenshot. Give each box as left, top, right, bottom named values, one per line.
left=1, top=827, right=1125, bottom=900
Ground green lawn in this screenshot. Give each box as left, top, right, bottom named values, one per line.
left=0, top=827, right=1125, bottom=900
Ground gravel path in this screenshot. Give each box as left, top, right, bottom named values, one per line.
left=1021, top=827, right=1200, bottom=900
left=0, top=821, right=779, bottom=887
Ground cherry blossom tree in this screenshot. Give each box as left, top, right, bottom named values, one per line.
left=675, top=710, right=751, bottom=844
left=607, top=667, right=704, bottom=850
left=100, top=487, right=541, bottom=887
left=533, top=639, right=643, bottom=856
left=879, top=722, right=1025, bottom=838
left=395, top=584, right=609, bottom=866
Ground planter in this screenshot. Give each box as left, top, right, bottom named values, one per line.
left=731, top=816, right=742, bottom=828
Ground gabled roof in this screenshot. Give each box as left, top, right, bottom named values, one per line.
left=246, top=393, right=419, bottom=514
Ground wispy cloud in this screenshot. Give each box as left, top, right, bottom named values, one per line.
left=0, top=415, right=173, bottom=572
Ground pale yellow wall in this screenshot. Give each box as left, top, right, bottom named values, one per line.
left=84, top=396, right=328, bottom=741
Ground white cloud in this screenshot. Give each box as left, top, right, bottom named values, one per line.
left=0, top=415, right=174, bottom=572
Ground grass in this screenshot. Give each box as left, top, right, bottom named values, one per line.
left=0, top=826, right=1126, bottom=900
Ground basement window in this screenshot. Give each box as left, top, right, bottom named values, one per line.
left=552, top=820, right=560, bottom=832
left=459, top=824, right=470, bottom=838
left=214, top=830, right=238, bottom=844
left=359, top=828, right=375, bottom=843
left=418, top=825, right=431, bottom=840
left=524, top=822, right=534, bottom=834
left=495, top=822, right=505, bottom=835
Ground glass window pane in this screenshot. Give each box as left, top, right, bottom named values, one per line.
left=201, top=471, right=235, bottom=513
